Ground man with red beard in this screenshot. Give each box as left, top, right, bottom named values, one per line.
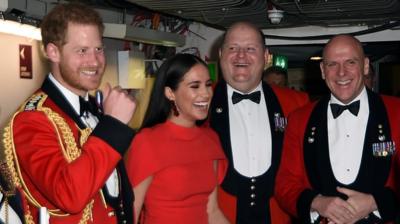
left=275, top=35, right=400, bottom=223
left=2, top=3, right=136, bottom=223
left=209, top=21, right=309, bottom=224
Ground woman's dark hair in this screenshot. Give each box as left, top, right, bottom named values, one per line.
left=141, top=54, right=208, bottom=129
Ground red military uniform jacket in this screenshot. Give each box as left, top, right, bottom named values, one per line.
left=210, top=80, right=309, bottom=224
left=275, top=89, right=400, bottom=223
left=2, top=76, right=134, bottom=224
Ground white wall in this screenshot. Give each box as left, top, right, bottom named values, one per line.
left=102, top=38, right=122, bottom=88
left=0, top=32, right=49, bottom=129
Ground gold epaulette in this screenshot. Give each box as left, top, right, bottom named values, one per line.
left=22, top=93, right=47, bottom=111
left=2, top=92, right=94, bottom=224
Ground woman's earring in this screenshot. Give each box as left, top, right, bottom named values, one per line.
left=171, top=100, right=179, bottom=116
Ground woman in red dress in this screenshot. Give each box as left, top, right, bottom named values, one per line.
left=126, top=54, right=229, bottom=224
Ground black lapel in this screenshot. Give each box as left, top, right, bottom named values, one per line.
left=42, top=77, right=132, bottom=221
left=303, top=95, right=339, bottom=195
left=101, top=162, right=134, bottom=224
left=210, top=81, right=286, bottom=194
left=210, top=80, right=231, bottom=161
left=361, top=89, right=393, bottom=191
left=41, top=76, right=86, bottom=129
left=261, top=82, right=285, bottom=181
left=210, top=80, right=237, bottom=193
left=303, top=90, right=393, bottom=196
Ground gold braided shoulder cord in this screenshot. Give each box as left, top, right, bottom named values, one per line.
left=3, top=92, right=94, bottom=224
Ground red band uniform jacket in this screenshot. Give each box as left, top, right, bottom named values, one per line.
left=209, top=80, right=309, bottom=224
left=2, top=76, right=134, bottom=224
left=275, top=89, right=400, bottom=223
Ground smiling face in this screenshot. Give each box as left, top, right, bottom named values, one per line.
left=47, top=22, right=106, bottom=96
left=320, top=35, right=369, bottom=104
left=165, top=63, right=213, bottom=127
left=219, top=22, right=268, bottom=93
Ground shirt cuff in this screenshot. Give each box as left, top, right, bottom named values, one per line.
left=372, top=210, right=381, bottom=219
left=310, top=211, right=320, bottom=223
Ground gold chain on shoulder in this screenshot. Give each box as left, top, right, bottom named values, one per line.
left=80, top=128, right=92, bottom=148
left=2, top=92, right=95, bottom=224
left=79, top=200, right=94, bottom=224
left=24, top=213, right=35, bottom=224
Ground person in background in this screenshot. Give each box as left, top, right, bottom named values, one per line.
left=263, top=66, right=288, bottom=87
left=364, top=62, right=376, bottom=91
left=209, top=21, right=309, bottom=224
left=275, top=34, right=400, bottom=224
left=126, top=54, right=229, bottom=224
left=1, top=3, right=136, bottom=223
left=0, top=163, right=24, bottom=224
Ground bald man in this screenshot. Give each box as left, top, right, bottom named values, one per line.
left=275, top=35, right=400, bottom=224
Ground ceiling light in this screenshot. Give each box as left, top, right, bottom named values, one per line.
left=267, top=8, right=284, bottom=25
left=310, top=56, right=322, bottom=61
left=273, top=54, right=288, bottom=70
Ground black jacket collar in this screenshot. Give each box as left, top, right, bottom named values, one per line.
left=303, top=89, right=393, bottom=194
left=210, top=80, right=285, bottom=195
left=41, top=76, right=96, bottom=129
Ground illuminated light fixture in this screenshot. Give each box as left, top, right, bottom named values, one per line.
left=267, top=5, right=284, bottom=25
left=0, top=19, right=41, bottom=40
left=103, top=23, right=185, bottom=47
left=310, top=56, right=323, bottom=61
left=273, top=54, right=288, bottom=70
left=207, top=62, right=218, bottom=83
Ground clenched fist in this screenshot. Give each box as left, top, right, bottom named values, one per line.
left=101, top=83, right=137, bottom=124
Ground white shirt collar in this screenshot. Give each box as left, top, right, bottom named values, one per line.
left=226, top=81, right=271, bottom=177
left=227, top=81, right=263, bottom=99
left=48, top=74, right=88, bottom=115
left=329, top=86, right=367, bottom=105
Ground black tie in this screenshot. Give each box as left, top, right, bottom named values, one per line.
left=79, top=97, right=96, bottom=118
left=330, top=100, right=360, bottom=119
left=232, top=91, right=261, bottom=104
